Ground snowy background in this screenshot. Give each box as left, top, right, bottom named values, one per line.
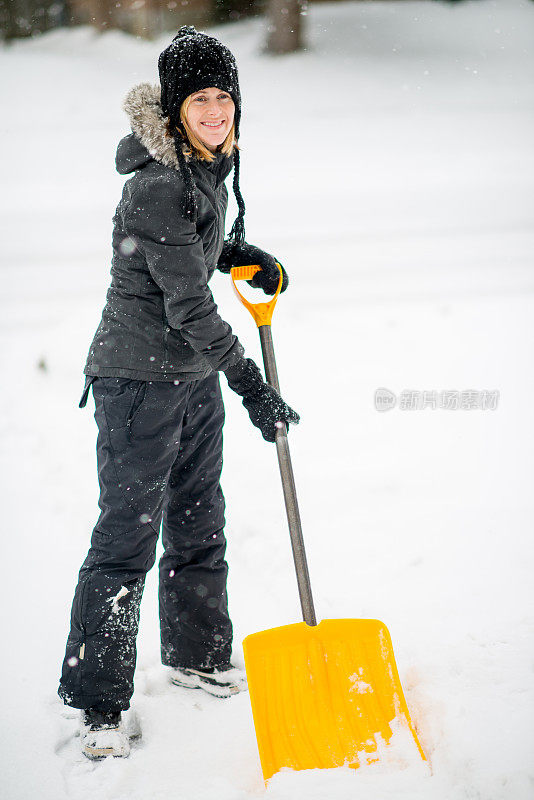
left=1, top=0, right=533, bottom=797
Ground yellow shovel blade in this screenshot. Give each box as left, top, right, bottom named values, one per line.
left=243, top=618, right=426, bottom=781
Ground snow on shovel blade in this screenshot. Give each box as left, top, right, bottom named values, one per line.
left=243, top=618, right=427, bottom=781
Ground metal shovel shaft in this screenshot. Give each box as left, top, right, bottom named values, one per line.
left=258, top=325, right=317, bottom=627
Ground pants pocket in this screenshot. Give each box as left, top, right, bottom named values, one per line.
left=127, top=382, right=148, bottom=430
left=97, top=378, right=148, bottom=432
left=79, top=376, right=96, bottom=408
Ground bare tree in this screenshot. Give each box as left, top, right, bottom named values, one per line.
left=266, top=0, right=305, bottom=55
left=0, top=0, right=68, bottom=39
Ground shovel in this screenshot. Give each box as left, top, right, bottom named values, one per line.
left=230, top=264, right=427, bottom=781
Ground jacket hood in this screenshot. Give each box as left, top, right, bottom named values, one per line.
left=116, top=82, right=233, bottom=182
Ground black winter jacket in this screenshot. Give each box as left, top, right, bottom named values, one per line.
left=84, top=83, right=244, bottom=382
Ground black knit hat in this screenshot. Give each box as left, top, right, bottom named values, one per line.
left=158, top=26, right=245, bottom=244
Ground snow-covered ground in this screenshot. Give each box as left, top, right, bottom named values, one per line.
left=1, top=0, right=533, bottom=797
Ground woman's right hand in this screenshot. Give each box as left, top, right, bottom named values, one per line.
left=225, top=358, right=299, bottom=442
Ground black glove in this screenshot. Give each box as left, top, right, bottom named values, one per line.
left=217, top=241, right=289, bottom=295
left=225, top=358, right=299, bottom=442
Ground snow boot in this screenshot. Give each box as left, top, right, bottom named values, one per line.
left=80, top=709, right=130, bottom=760
left=169, top=664, right=248, bottom=698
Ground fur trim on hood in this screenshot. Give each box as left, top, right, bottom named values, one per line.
left=123, top=82, right=181, bottom=171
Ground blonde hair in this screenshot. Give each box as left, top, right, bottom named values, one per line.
left=179, top=94, right=236, bottom=162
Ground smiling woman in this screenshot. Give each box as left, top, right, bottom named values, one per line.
left=57, top=24, right=297, bottom=761
left=181, top=88, right=236, bottom=155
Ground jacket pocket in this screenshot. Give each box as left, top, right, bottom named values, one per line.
left=162, top=324, right=171, bottom=364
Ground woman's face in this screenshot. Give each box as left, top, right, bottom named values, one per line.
left=185, top=87, right=235, bottom=151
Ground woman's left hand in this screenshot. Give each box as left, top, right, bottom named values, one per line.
left=217, top=241, right=289, bottom=295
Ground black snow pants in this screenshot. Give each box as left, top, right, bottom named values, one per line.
left=58, top=374, right=232, bottom=712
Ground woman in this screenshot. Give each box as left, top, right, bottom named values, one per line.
left=58, top=26, right=299, bottom=760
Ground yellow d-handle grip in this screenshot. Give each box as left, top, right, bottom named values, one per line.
left=230, top=263, right=283, bottom=327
